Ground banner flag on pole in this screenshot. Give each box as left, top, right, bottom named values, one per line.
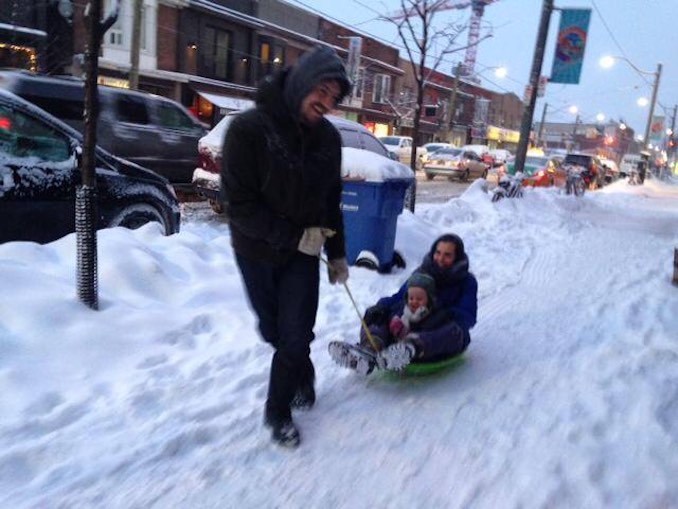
left=649, top=116, right=665, bottom=143
left=550, top=9, right=592, bottom=84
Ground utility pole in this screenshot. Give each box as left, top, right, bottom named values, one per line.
left=129, top=0, right=143, bottom=89
left=642, top=63, right=662, bottom=150
left=514, top=0, right=554, bottom=173
left=570, top=113, right=580, bottom=151
left=537, top=102, right=548, bottom=148
left=445, top=62, right=463, bottom=142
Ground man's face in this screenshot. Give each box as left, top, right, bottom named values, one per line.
left=299, top=80, right=341, bottom=125
left=433, top=241, right=456, bottom=269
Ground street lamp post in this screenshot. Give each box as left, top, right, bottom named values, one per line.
left=599, top=56, right=662, bottom=150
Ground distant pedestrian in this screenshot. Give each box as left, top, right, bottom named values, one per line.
left=222, top=46, right=351, bottom=448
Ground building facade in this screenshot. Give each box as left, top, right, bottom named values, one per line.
left=1, top=0, right=524, bottom=140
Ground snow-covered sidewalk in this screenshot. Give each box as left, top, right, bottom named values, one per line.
left=1, top=178, right=677, bottom=508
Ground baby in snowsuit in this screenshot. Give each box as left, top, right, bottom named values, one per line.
left=360, top=272, right=442, bottom=369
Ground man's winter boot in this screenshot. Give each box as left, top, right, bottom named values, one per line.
left=290, top=383, right=315, bottom=410
left=377, top=341, right=417, bottom=371
left=264, top=414, right=301, bottom=448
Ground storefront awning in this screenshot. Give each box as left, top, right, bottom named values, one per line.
left=197, top=91, right=254, bottom=112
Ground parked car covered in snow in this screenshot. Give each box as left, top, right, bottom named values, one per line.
left=193, top=114, right=397, bottom=213
left=0, top=89, right=180, bottom=244
left=420, top=142, right=454, bottom=165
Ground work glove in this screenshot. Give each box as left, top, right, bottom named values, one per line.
left=363, top=305, right=388, bottom=326
left=327, top=257, right=349, bottom=285
left=297, top=227, right=336, bottom=257
left=389, top=316, right=409, bottom=339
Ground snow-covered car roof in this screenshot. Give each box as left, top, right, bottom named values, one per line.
left=341, top=147, right=414, bottom=182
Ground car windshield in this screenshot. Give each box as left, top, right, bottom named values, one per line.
left=435, top=148, right=462, bottom=156
left=525, top=156, right=549, bottom=166
left=379, top=136, right=401, bottom=146
left=425, top=144, right=447, bottom=151
left=565, top=154, right=592, bottom=166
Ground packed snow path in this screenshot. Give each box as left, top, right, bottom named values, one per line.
left=1, top=179, right=677, bottom=508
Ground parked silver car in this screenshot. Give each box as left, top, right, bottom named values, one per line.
left=423, top=148, right=489, bottom=181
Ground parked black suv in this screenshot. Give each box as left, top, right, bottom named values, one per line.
left=563, top=152, right=606, bottom=189
left=0, top=89, right=180, bottom=244
left=0, top=70, right=206, bottom=188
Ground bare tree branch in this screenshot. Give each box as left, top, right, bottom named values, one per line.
left=378, top=0, right=491, bottom=211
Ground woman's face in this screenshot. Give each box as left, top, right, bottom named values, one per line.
left=433, top=241, right=456, bottom=269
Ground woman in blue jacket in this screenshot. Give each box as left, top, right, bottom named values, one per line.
left=330, top=233, right=477, bottom=372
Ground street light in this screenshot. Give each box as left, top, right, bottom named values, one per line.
left=599, top=55, right=662, bottom=149
left=569, top=105, right=580, bottom=151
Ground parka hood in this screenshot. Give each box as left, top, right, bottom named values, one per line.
left=255, top=46, right=351, bottom=124
left=419, top=233, right=470, bottom=284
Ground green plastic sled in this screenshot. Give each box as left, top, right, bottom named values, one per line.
left=386, top=353, right=465, bottom=377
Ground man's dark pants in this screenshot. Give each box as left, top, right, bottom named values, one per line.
left=235, top=251, right=319, bottom=423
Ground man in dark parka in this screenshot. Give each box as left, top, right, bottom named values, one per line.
left=222, top=46, right=351, bottom=448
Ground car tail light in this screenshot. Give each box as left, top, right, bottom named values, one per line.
left=0, top=116, right=11, bottom=130
left=198, top=150, right=220, bottom=174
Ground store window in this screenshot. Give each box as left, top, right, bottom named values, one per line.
left=258, top=38, right=286, bottom=78
left=201, top=27, right=231, bottom=80
left=372, top=74, right=391, bottom=104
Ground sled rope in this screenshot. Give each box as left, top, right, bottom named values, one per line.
left=321, top=257, right=381, bottom=352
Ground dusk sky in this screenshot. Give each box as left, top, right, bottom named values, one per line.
left=301, top=0, right=677, bottom=140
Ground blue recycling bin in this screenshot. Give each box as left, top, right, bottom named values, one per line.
left=341, top=177, right=413, bottom=273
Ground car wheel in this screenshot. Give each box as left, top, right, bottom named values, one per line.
left=462, top=169, right=470, bottom=182
left=109, top=204, right=167, bottom=233
left=482, top=168, right=488, bottom=179
left=425, top=172, right=434, bottom=181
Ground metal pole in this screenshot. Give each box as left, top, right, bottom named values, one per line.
left=570, top=113, right=580, bottom=151
left=537, top=102, right=548, bottom=148
left=448, top=62, right=462, bottom=143
left=642, top=63, right=662, bottom=149
left=129, top=0, right=143, bottom=90
left=514, top=0, right=554, bottom=173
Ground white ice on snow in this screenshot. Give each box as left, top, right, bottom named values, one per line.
left=1, top=177, right=677, bottom=508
